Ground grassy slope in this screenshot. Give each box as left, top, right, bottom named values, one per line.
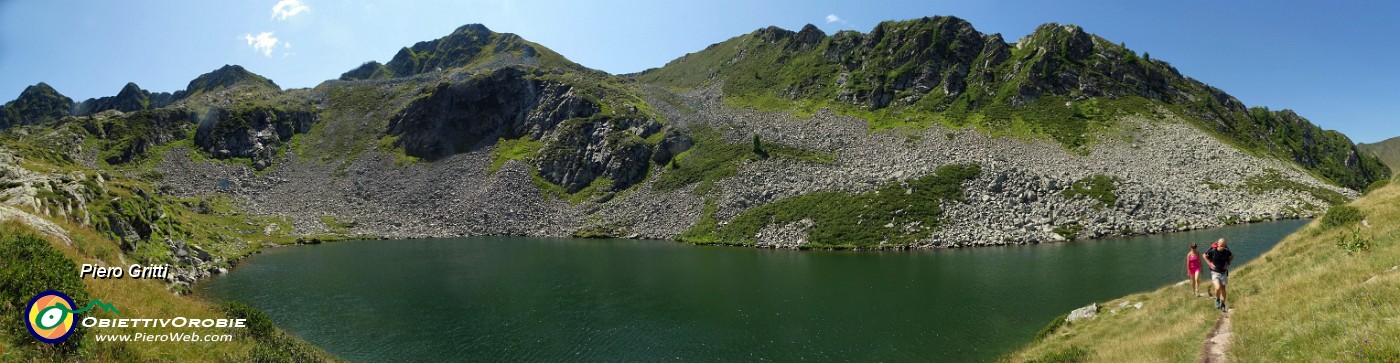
left=0, top=221, right=337, bottom=362
left=1, top=116, right=341, bottom=360
left=1006, top=179, right=1400, bottom=362
left=1359, top=136, right=1400, bottom=175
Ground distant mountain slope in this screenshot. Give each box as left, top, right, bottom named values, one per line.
left=637, top=16, right=1388, bottom=190
left=339, top=24, right=585, bottom=81
left=73, top=82, right=176, bottom=115
left=1359, top=135, right=1400, bottom=175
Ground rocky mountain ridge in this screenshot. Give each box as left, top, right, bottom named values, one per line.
left=340, top=24, right=585, bottom=81
left=638, top=17, right=1387, bottom=190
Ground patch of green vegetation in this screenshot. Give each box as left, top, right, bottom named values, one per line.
left=1033, top=312, right=1071, bottom=342
left=222, top=301, right=338, bottom=362
left=677, top=198, right=722, bottom=244
left=655, top=126, right=834, bottom=194
left=572, top=220, right=629, bottom=239
left=0, top=224, right=90, bottom=354
left=681, top=163, right=980, bottom=248
left=1364, top=178, right=1389, bottom=195
left=649, top=87, right=696, bottom=114
left=489, top=136, right=546, bottom=173
left=375, top=135, right=422, bottom=167
left=1243, top=169, right=1348, bottom=206
left=319, top=215, right=355, bottom=233
left=301, top=83, right=399, bottom=167
left=571, top=177, right=614, bottom=204
left=1064, top=174, right=1118, bottom=208
left=525, top=170, right=616, bottom=205
left=1335, top=226, right=1371, bottom=254
left=1021, top=345, right=1088, bottom=363
left=1053, top=223, right=1085, bottom=241
left=1321, top=204, right=1364, bottom=230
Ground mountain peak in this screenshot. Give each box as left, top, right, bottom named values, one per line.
left=452, top=23, right=493, bottom=37
left=21, top=82, right=63, bottom=97
left=116, top=82, right=145, bottom=98
left=179, top=64, right=279, bottom=99
left=340, top=23, right=583, bottom=81
left=0, top=82, right=74, bottom=129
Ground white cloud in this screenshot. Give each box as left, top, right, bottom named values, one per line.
left=826, top=14, right=842, bottom=23
left=272, top=0, right=310, bottom=20
left=244, top=32, right=280, bottom=57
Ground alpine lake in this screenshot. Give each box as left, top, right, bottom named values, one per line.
left=198, top=219, right=1307, bottom=362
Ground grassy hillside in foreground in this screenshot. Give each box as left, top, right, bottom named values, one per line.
left=0, top=221, right=339, bottom=362
left=1005, top=178, right=1400, bottom=362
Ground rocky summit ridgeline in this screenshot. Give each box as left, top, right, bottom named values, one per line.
left=0, top=17, right=1389, bottom=283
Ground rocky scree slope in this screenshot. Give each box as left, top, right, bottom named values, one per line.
left=0, top=19, right=1386, bottom=253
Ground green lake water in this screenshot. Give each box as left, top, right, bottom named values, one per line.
left=197, top=219, right=1307, bottom=362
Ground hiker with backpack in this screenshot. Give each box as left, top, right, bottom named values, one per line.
left=1204, top=238, right=1234, bottom=312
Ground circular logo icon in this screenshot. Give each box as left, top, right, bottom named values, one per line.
left=25, top=290, right=77, bottom=344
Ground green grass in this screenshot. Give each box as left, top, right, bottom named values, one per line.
left=680, top=163, right=980, bottom=248
left=1063, top=174, right=1118, bottom=208
left=0, top=223, right=91, bottom=354
left=654, top=126, right=834, bottom=195
left=1033, top=312, right=1071, bottom=342
left=1053, top=223, right=1086, bottom=241
left=489, top=136, right=546, bottom=173
left=572, top=219, right=629, bottom=239
left=1320, top=204, right=1364, bottom=230
left=526, top=170, right=616, bottom=205
left=319, top=215, right=355, bottom=233
left=373, top=134, right=422, bottom=167
left=0, top=222, right=339, bottom=362
left=1007, top=183, right=1400, bottom=362
left=300, top=83, right=400, bottom=167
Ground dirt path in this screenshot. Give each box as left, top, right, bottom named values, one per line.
left=1198, top=309, right=1232, bottom=363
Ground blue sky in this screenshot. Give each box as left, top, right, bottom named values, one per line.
left=1, top=0, right=1396, bottom=142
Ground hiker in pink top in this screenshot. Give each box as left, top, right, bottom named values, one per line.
left=1186, top=243, right=1203, bottom=296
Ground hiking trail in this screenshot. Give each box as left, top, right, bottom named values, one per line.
left=1198, top=309, right=1232, bottom=363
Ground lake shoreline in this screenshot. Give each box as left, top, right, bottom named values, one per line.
left=200, top=219, right=1309, bottom=362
